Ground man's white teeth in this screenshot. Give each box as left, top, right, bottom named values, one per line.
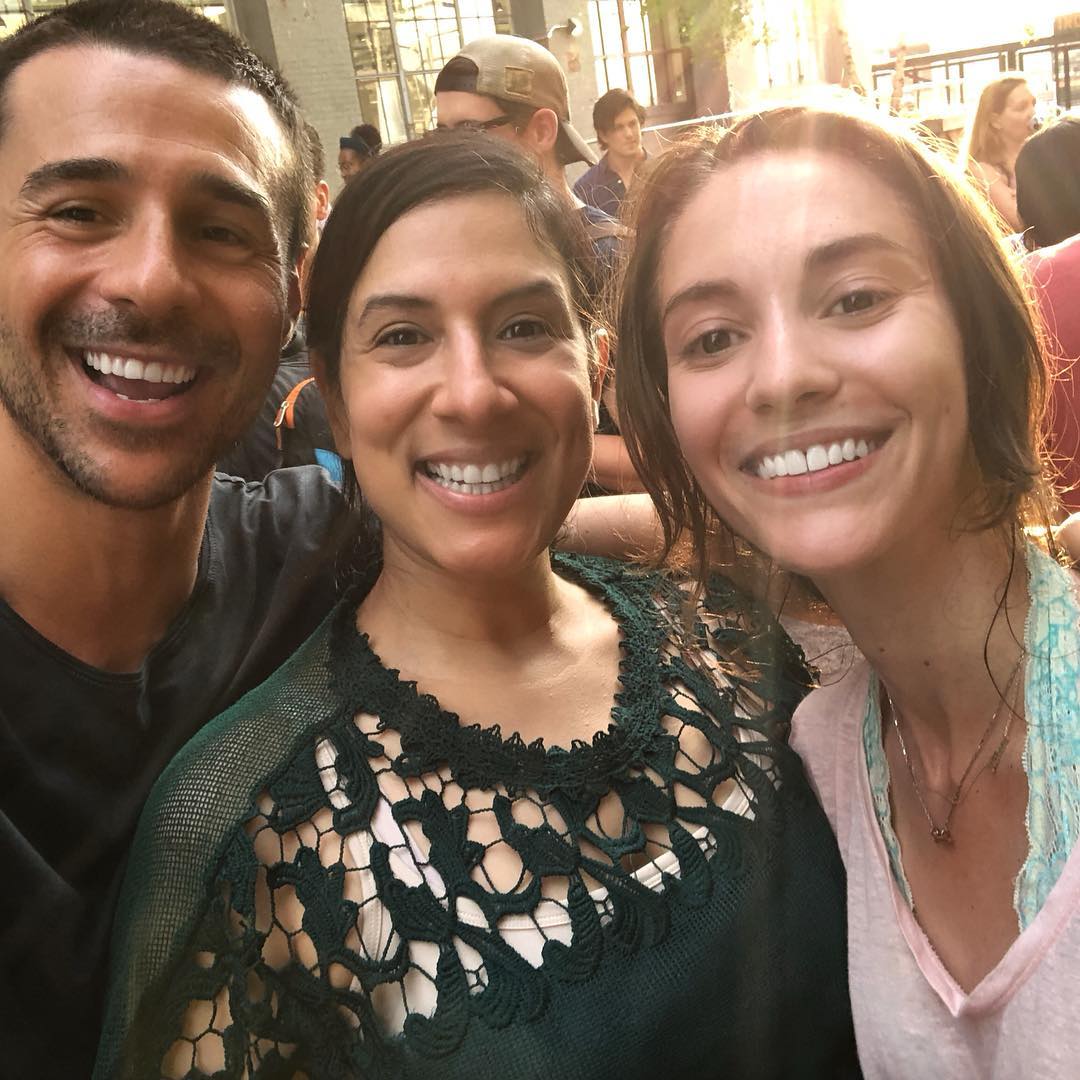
left=425, top=456, right=526, bottom=494
left=83, top=350, right=196, bottom=385
left=756, top=438, right=874, bottom=479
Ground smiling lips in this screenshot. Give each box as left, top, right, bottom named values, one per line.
left=82, top=349, right=198, bottom=402
left=422, top=456, right=527, bottom=495
left=752, top=437, right=880, bottom=480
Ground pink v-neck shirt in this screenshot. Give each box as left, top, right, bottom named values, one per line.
left=793, top=662, right=1080, bottom=1078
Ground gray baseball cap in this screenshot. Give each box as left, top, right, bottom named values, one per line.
left=435, top=35, right=597, bottom=166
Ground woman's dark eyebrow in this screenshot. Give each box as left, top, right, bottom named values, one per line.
left=804, top=233, right=908, bottom=274
left=661, top=280, right=740, bottom=327
left=19, top=156, right=128, bottom=199
left=357, top=279, right=568, bottom=324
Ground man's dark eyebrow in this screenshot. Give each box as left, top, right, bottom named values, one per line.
left=804, top=233, right=908, bottom=273
left=19, top=157, right=129, bottom=199
left=661, top=280, right=740, bottom=326
left=190, top=171, right=273, bottom=222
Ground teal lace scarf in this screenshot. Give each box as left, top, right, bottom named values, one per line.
left=864, top=542, right=1080, bottom=929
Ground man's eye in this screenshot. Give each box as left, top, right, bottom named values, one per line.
left=499, top=318, right=550, bottom=342
left=52, top=205, right=100, bottom=224
left=202, top=224, right=244, bottom=245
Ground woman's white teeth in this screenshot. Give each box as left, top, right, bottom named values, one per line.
left=756, top=439, right=875, bottom=479
left=426, top=456, right=526, bottom=494
left=83, top=350, right=196, bottom=385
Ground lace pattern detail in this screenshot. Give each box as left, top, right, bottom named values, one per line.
left=140, top=556, right=809, bottom=1078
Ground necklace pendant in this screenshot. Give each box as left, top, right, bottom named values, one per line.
left=931, top=826, right=952, bottom=844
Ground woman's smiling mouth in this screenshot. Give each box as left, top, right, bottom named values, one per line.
left=420, top=455, right=529, bottom=495
left=745, top=432, right=891, bottom=480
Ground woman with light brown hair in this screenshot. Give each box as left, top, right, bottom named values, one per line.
left=617, top=104, right=1080, bottom=1077
left=959, top=74, right=1036, bottom=232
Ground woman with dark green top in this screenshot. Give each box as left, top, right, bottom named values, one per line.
left=95, top=134, right=857, bottom=1079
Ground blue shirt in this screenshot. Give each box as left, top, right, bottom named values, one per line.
left=573, top=152, right=645, bottom=218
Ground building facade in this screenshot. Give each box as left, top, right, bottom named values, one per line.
left=2, top=0, right=704, bottom=191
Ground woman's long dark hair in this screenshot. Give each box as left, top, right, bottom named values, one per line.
left=1016, top=116, right=1080, bottom=248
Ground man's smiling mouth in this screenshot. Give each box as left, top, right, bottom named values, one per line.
left=80, top=349, right=199, bottom=402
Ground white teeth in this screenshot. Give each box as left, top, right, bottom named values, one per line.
left=784, top=449, right=808, bottom=476
left=754, top=438, right=879, bottom=481
left=83, top=351, right=197, bottom=387
left=424, top=455, right=526, bottom=495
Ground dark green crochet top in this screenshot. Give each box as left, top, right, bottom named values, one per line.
left=96, top=554, right=858, bottom=1079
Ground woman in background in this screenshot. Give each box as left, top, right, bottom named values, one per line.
left=959, top=74, right=1036, bottom=232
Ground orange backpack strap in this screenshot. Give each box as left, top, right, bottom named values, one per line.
left=274, top=376, right=317, bottom=451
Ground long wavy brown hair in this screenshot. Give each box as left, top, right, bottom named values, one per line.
left=614, top=106, right=1057, bottom=582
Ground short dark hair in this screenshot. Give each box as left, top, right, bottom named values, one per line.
left=1016, top=116, right=1080, bottom=248
left=352, top=123, right=382, bottom=155
left=0, top=0, right=312, bottom=260
left=304, top=122, right=325, bottom=183
left=592, top=88, right=645, bottom=142
left=616, top=106, right=1056, bottom=578
left=307, top=132, right=597, bottom=506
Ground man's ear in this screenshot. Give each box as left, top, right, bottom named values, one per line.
left=523, top=107, right=560, bottom=157
left=309, top=349, right=352, bottom=460
left=314, top=180, right=331, bottom=223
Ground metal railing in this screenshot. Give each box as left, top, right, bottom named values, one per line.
left=871, top=32, right=1080, bottom=116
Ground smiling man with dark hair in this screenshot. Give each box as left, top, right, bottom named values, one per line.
left=0, top=2, right=348, bottom=1074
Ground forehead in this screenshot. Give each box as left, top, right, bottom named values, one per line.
left=1004, top=83, right=1034, bottom=106
left=661, top=150, right=925, bottom=293
left=352, top=192, right=568, bottom=302
left=610, top=107, right=640, bottom=126
left=3, top=44, right=291, bottom=191
left=434, top=90, right=503, bottom=124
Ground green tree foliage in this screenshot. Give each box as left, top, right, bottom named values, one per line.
left=646, top=0, right=752, bottom=60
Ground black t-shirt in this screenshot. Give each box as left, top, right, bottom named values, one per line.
left=0, top=468, right=348, bottom=1078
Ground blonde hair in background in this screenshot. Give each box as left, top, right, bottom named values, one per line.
left=959, top=73, right=1029, bottom=171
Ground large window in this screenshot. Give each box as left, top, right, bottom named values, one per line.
left=0, top=0, right=231, bottom=39
left=588, top=0, right=691, bottom=112
left=344, top=0, right=510, bottom=145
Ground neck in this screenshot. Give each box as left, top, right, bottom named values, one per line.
left=606, top=147, right=642, bottom=181
left=0, top=417, right=210, bottom=673
left=999, top=138, right=1025, bottom=171
left=359, top=544, right=568, bottom=657
left=544, top=160, right=577, bottom=206
left=815, top=524, right=1028, bottom=755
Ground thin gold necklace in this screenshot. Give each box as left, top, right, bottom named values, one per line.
left=882, top=658, right=1023, bottom=844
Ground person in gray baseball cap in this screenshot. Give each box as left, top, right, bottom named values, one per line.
left=435, top=34, right=599, bottom=207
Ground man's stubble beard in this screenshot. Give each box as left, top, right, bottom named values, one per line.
left=0, top=313, right=260, bottom=511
